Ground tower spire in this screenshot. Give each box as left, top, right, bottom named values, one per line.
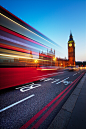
left=69, top=31, right=73, bottom=41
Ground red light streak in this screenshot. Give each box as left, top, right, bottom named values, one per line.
left=0, top=43, right=39, bottom=56
left=0, top=26, right=49, bottom=49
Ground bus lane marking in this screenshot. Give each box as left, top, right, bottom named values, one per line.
left=18, top=78, right=54, bottom=92
left=0, top=94, right=35, bottom=113
left=16, top=77, right=70, bottom=92
left=44, top=78, right=54, bottom=82
left=73, top=73, right=77, bottom=76
left=56, top=77, right=69, bottom=85
left=40, top=78, right=46, bottom=81
left=63, top=80, right=72, bottom=85
left=51, top=79, right=60, bottom=83
left=20, top=84, right=41, bottom=92
left=20, top=73, right=84, bottom=129
left=40, top=78, right=54, bottom=82
left=15, top=83, right=35, bottom=89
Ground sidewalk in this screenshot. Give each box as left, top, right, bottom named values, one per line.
left=48, top=73, right=86, bottom=129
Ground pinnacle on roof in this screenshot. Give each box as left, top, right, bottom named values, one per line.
left=69, top=31, right=73, bottom=41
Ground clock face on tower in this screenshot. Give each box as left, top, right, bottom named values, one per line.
left=69, top=43, right=72, bottom=47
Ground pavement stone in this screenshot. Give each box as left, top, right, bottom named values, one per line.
left=48, top=109, right=71, bottom=129
left=62, top=94, right=78, bottom=113
left=67, top=73, right=86, bottom=129
left=72, top=88, right=81, bottom=96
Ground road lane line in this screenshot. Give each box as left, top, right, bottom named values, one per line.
left=0, top=94, right=35, bottom=113
left=44, top=78, right=54, bottom=82
left=20, top=74, right=84, bottom=129
left=31, top=73, right=84, bottom=129
left=40, top=78, right=46, bottom=81
left=73, top=73, right=77, bottom=76
left=51, top=79, right=60, bottom=83
left=56, top=77, right=69, bottom=84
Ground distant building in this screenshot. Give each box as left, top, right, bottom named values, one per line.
left=56, top=57, right=69, bottom=67
left=39, top=49, right=55, bottom=66
left=55, top=32, right=75, bottom=67
left=68, top=32, right=75, bottom=66
left=39, top=32, right=75, bottom=67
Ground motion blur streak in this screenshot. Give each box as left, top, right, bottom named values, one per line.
left=0, top=6, right=59, bottom=90
left=0, top=26, right=49, bottom=49
left=0, top=13, right=57, bottom=47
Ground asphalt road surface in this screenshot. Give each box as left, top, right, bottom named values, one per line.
left=0, top=69, right=85, bottom=129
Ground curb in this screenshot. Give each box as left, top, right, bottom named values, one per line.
left=48, top=73, right=86, bottom=129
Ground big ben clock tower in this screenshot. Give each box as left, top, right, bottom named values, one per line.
left=68, top=32, right=75, bottom=66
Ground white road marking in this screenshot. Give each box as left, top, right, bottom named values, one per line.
left=63, top=80, right=72, bottom=85
left=0, top=94, right=34, bottom=113
left=44, top=78, right=54, bottom=82
left=15, top=83, right=35, bottom=89
left=73, top=73, right=77, bottom=76
left=56, top=77, right=69, bottom=85
left=40, top=78, right=54, bottom=81
left=40, top=78, right=46, bottom=81
left=51, top=79, right=60, bottom=83
left=20, top=84, right=41, bottom=92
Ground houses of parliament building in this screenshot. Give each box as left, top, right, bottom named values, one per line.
left=39, top=32, right=75, bottom=67
left=56, top=32, right=75, bottom=67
